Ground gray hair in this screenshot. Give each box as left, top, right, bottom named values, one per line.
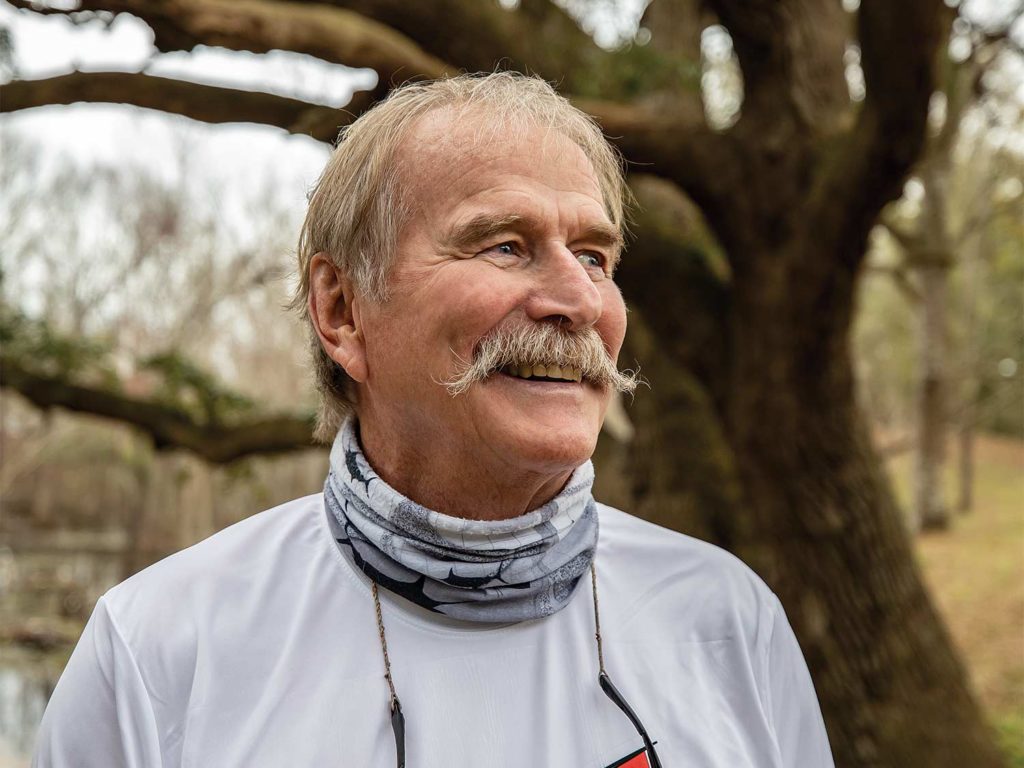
left=293, top=72, right=630, bottom=442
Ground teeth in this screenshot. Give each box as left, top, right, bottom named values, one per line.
left=505, top=364, right=582, bottom=382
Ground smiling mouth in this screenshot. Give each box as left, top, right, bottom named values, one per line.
left=501, top=363, right=583, bottom=383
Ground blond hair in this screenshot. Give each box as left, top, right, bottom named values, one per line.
left=294, top=72, right=629, bottom=442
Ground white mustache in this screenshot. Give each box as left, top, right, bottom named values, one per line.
left=442, top=323, right=639, bottom=397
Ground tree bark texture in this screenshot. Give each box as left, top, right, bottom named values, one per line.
left=2, top=0, right=1006, bottom=764
left=724, top=244, right=1000, bottom=765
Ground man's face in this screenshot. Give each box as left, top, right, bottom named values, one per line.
left=355, top=114, right=628, bottom=478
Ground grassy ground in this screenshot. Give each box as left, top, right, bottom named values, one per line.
left=886, top=433, right=1024, bottom=764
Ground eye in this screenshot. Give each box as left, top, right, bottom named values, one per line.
left=479, top=241, right=523, bottom=259
left=576, top=252, right=605, bottom=270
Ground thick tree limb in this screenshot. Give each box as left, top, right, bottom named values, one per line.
left=10, top=0, right=603, bottom=94
left=296, top=0, right=606, bottom=95
left=1, top=356, right=315, bottom=462
left=1, top=70, right=730, bottom=207
left=811, top=0, right=946, bottom=270
left=7, top=0, right=453, bottom=83
left=640, top=0, right=707, bottom=65
left=707, top=0, right=850, bottom=132
left=0, top=71, right=376, bottom=142
left=11, top=0, right=696, bottom=101
left=680, top=0, right=851, bottom=259
left=572, top=96, right=731, bottom=214
left=8, top=1, right=732, bottom=202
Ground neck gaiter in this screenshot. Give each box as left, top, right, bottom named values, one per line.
left=323, top=418, right=599, bottom=623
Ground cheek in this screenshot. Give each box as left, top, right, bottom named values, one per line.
left=431, top=270, right=524, bottom=345
left=382, top=267, right=525, bottom=364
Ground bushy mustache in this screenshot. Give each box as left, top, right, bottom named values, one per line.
left=442, top=323, right=640, bottom=397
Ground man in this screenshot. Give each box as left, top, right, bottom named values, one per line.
left=35, top=73, right=833, bottom=767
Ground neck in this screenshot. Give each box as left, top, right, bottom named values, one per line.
left=355, top=417, right=575, bottom=521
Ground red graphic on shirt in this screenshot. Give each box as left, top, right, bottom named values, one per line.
left=604, top=746, right=650, bottom=768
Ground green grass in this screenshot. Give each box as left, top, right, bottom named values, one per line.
left=885, top=433, right=1024, bottom=763
left=996, top=711, right=1024, bottom=768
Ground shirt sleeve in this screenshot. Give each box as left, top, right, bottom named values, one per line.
left=33, top=596, right=163, bottom=768
left=765, top=597, right=835, bottom=768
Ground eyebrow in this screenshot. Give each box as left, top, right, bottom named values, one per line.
left=444, top=214, right=526, bottom=252
left=443, top=213, right=625, bottom=264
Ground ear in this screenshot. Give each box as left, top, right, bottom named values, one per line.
left=308, top=253, right=368, bottom=384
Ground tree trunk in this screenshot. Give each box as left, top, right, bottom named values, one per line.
left=915, top=261, right=951, bottom=530
left=723, top=246, right=1003, bottom=768
left=957, top=404, right=976, bottom=514
left=957, top=233, right=983, bottom=514
left=622, top=309, right=748, bottom=551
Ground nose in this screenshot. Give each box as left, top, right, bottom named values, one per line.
left=523, top=246, right=603, bottom=331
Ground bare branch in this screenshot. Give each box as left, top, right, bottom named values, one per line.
left=865, top=263, right=923, bottom=303
left=878, top=218, right=923, bottom=252
left=1, top=356, right=316, bottom=463
left=0, top=71, right=376, bottom=143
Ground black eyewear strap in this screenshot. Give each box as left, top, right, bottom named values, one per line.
left=370, top=565, right=664, bottom=768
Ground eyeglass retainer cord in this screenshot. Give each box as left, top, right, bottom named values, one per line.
left=371, top=562, right=662, bottom=768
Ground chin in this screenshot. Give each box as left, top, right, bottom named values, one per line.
left=496, top=415, right=601, bottom=472
left=468, top=376, right=608, bottom=471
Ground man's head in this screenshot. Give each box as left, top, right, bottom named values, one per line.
left=296, top=73, right=635, bottom=507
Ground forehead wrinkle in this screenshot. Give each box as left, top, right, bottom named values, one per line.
left=398, top=112, right=620, bottom=259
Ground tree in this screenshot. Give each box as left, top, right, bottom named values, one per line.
left=877, top=14, right=1022, bottom=530
left=1, top=0, right=1008, bottom=764
left=0, top=141, right=317, bottom=462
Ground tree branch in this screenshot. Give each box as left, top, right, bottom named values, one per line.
left=574, top=96, right=731, bottom=214
left=0, top=71, right=376, bottom=143
left=7, top=0, right=453, bottom=83
left=11, top=0, right=609, bottom=94
left=878, top=218, right=923, bottom=252
left=1, top=355, right=316, bottom=463
left=8, top=1, right=734, bottom=202
left=299, top=0, right=606, bottom=95
left=706, top=0, right=850, bottom=132
left=810, top=0, right=947, bottom=271
left=1, top=70, right=731, bottom=208
left=865, top=263, right=923, bottom=303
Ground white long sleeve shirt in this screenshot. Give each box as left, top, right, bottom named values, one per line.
left=34, top=495, right=834, bottom=767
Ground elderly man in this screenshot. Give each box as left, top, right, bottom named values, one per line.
left=35, top=74, right=833, bottom=767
